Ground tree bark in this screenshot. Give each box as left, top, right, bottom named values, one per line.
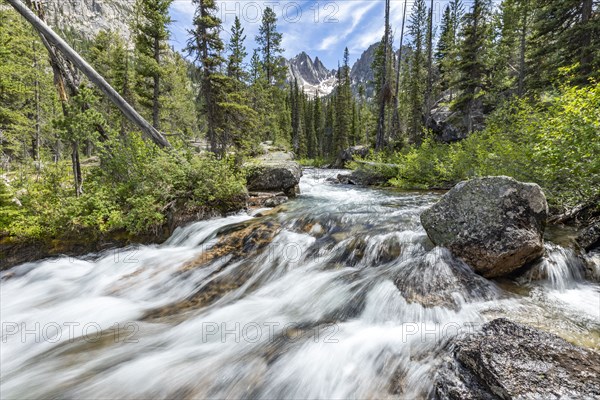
left=517, top=0, right=529, bottom=96
left=71, top=141, right=82, bottom=197
left=152, top=35, right=161, bottom=130
left=580, top=0, right=593, bottom=78
left=391, top=0, right=408, bottom=142
left=33, top=39, right=41, bottom=162
left=376, top=0, right=390, bottom=152
left=424, top=0, right=435, bottom=125
left=7, top=0, right=170, bottom=148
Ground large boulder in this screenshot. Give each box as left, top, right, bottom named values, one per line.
left=421, top=176, right=548, bottom=278
left=332, top=145, right=370, bottom=168
left=428, top=102, right=485, bottom=143
left=434, top=318, right=600, bottom=400
left=245, top=160, right=302, bottom=198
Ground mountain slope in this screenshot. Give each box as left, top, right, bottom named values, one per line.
left=286, top=52, right=337, bottom=98
left=43, top=0, right=135, bottom=39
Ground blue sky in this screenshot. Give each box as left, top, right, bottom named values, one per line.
left=169, top=1, right=459, bottom=69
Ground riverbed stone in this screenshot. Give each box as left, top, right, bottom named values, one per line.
left=245, top=160, right=302, bottom=197
left=421, top=176, right=548, bottom=278
left=434, top=318, right=600, bottom=400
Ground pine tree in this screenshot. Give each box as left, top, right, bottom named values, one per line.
left=0, top=8, right=55, bottom=162
left=375, top=0, right=391, bottom=151
left=453, top=0, right=492, bottom=133
left=407, top=0, right=428, bottom=142
left=189, top=0, right=225, bottom=155
left=334, top=48, right=352, bottom=153
left=290, top=78, right=302, bottom=154
left=391, top=0, right=408, bottom=142
left=161, top=52, right=200, bottom=138
left=249, top=49, right=262, bottom=85
left=313, top=92, right=324, bottom=157
left=304, top=96, right=316, bottom=158
left=256, top=7, right=285, bottom=85
left=436, top=0, right=464, bottom=100
left=529, top=0, right=599, bottom=88
left=89, top=30, right=133, bottom=134
left=133, top=0, right=174, bottom=130
left=424, top=0, right=436, bottom=124
left=227, top=16, right=248, bottom=84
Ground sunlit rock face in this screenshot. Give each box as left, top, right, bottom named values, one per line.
left=43, top=0, right=136, bottom=39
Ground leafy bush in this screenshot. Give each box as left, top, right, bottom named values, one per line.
left=2, top=133, right=247, bottom=241
left=381, top=83, right=600, bottom=207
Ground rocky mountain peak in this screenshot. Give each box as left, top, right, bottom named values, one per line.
left=43, top=0, right=136, bottom=40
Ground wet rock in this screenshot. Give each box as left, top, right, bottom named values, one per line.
left=332, top=145, right=370, bottom=168
left=577, top=222, right=600, bottom=252
left=245, top=160, right=302, bottom=197
left=248, top=192, right=289, bottom=208
left=583, top=251, right=600, bottom=282
left=434, top=318, right=600, bottom=400
left=421, top=176, right=548, bottom=278
left=394, top=248, right=499, bottom=309
left=144, top=221, right=282, bottom=320
left=336, top=173, right=353, bottom=185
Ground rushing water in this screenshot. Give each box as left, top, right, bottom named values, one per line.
left=1, top=169, right=599, bottom=399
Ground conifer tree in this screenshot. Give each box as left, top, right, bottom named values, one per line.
left=189, top=0, right=225, bottom=154
left=334, top=48, right=352, bottom=153
left=453, top=0, right=492, bottom=133
left=407, top=0, right=428, bottom=142
left=133, top=0, right=174, bottom=130
left=437, top=0, right=464, bottom=100
left=375, top=0, right=391, bottom=151
left=256, top=7, right=285, bottom=85
left=529, top=0, right=599, bottom=88
left=227, top=16, right=248, bottom=84
left=313, top=92, right=324, bottom=157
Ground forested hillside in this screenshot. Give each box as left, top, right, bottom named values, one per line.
left=0, top=0, right=598, bottom=246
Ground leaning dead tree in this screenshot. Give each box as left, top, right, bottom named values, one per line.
left=6, top=0, right=171, bottom=148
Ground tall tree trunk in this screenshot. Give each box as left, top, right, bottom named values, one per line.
left=71, top=141, right=82, bottom=197
left=376, top=0, right=390, bottom=152
left=424, top=0, right=435, bottom=125
left=517, top=0, right=529, bottom=96
left=152, top=36, right=161, bottom=130
left=391, top=0, right=408, bottom=143
left=7, top=0, right=170, bottom=148
left=580, top=0, right=593, bottom=78
left=33, top=40, right=41, bottom=162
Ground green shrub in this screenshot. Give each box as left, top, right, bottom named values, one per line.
left=381, top=83, right=599, bottom=207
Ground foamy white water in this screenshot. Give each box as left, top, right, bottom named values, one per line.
left=1, top=169, right=598, bottom=399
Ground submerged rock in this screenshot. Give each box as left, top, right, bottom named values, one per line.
left=245, top=160, right=302, bottom=197
left=394, top=248, right=499, bottom=309
left=434, top=318, right=600, bottom=400
left=421, top=176, right=548, bottom=278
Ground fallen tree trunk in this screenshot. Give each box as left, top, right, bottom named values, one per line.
left=6, top=0, right=171, bottom=148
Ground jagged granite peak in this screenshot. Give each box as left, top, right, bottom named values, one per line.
left=42, top=0, right=136, bottom=40
left=286, top=52, right=337, bottom=98
left=288, top=52, right=334, bottom=86
left=350, top=42, right=412, bottom=99
left=350, top=42, right=379, bottom=96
